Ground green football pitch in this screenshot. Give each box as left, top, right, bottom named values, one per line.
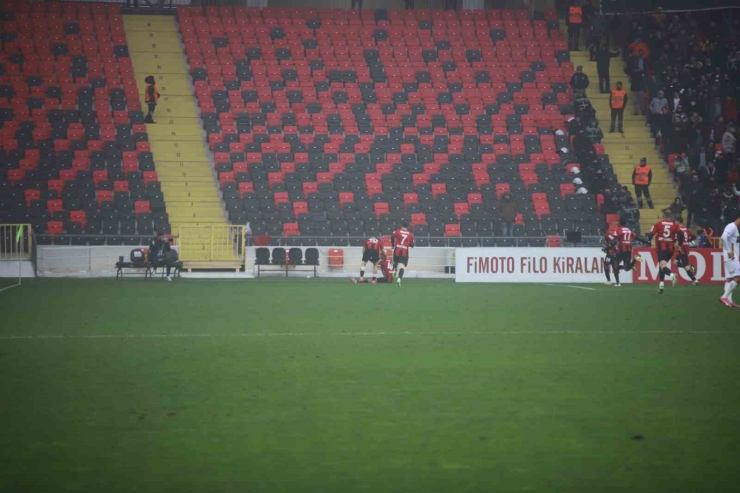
left=0, top=279, right=738, bottom=493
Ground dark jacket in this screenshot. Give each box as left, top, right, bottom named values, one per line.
left=149, top=237, right=171, bottom=264
left=595, top=49, right=619, bottom=73
left=498, top=195, right=519, bottom=222
left=627, top=56, right=647, bottom=91
left=620, top=202, right=640, bottom=223
left=585, top=124, right=603, bottom=143
left=570, top=72, right=590, bottom=91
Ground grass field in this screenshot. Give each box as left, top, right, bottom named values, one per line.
left=0, top=278, right=739, bottom=493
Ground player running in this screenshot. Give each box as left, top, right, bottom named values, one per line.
left=355, top=236, right=382, bottom=283
left=674, top=217, right=699, bottom=286
left=391, top=221, right=415, bottom=288
left=646, top=210, right=680, bottom=294
left=351, top=251, right=394, bottom=284
left=719, top=214, right=740, bottom=307
left=603, top=220, right=620, bottom=285
left=607, top=218, right=646, bottom=287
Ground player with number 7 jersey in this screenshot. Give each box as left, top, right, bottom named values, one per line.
left=391, top=222, right=415, bottom=287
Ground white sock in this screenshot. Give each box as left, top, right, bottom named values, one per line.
left=723, top=281, right=737, bottom=299
left=659, top=282, right=664, bottom=288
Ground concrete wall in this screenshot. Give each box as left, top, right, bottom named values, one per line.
left=36, top=246, right=177, bottom=277
left=247, top=246, right=456, bottom=277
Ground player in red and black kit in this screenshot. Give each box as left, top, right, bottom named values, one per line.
left=391, top=221, right=414, bottom=287
left=603, top=220, right=620, bottom=285
left=606, top=218, right=647, bottom=287
left=352, top=251, right=395, bottom=284
left=675, top=217, right=698, bottom=285
left=354, top=236, right=382, bottom=283
left=646, top=210, right=680, bottom=294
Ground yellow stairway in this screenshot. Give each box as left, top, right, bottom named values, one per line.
left=571, top=51, right=676, bottom=233
left=123, top=15, right=238, bottom=267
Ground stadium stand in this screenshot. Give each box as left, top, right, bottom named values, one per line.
left=610, top=9, right=740, bottom=236
left=0, top=0, right=171, bottom=245
left=175, top=5, right=616, bottom=247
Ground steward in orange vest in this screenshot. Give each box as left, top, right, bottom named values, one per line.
left=609, top=82, right=628, bottom=133
left=632, top=158, right=654, bottom=209
left=568, top=2, right=583, bottom=51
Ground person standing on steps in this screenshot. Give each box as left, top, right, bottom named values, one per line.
left=567, top=1, right=583, bottom=52
left=569, top=65, right=590, bottom=97
left=627, top=49, right=647, bottom=116
left=632, top=158, right=654, bottom=209
left=144, top=75, right=159, bottom=124
left=595, top=44, right=619, bottom=94
left=609, top=81, right=627, bottom=133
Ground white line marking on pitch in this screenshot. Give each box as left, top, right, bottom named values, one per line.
left=0, top=283, right=21, bottom=293
left=0, top=330, right=734, bottom=341
left=544, top=284, right=596, bottom=291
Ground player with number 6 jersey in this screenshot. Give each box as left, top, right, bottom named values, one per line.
left=647, top=210, right=680, bottom=294
left=391, top=222, right=415, bottom=288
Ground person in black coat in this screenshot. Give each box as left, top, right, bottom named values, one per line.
left=626, top=50, right=647, bottom=115
left=569, top=65, right=590, bottom=96
left=595, top=44, right=619, bottom=93
left=149, top=231, right=173, bottom=281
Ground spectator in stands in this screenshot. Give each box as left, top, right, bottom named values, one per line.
left=351, top=0, right=363, bottom=9
left=498, top=193, right=518, bottom=237
left=699, top=161, right=718, bottom=187
left=149, top=231, right=173, bottom=281
left=600, top=188, right=619, bottom=215
left=722, top=123, right=736, bottom=162
left=712, top=117, right=727, bottom=146
left=570, top=66, right=590, bottom=96
left=627, top=49, right=647, bottom=116
left=595, top=44, right=619, bottom=93
left=665, top=198, right=686, bottom=221
left=591, top=168, right=608, bottom=194
left=684, top=173, right=702, bottom=227
left=620, top=195, right=641, bottom=235
left=632, top=157, right=654, bottom=209
left=572, top=127, right=594, bottom=163
left=609, top=81, right=627, bottom=133
left=696, top=227, right=711, bottom=248
left=568, top=1, right=583, bottom=51
left=674, top=151, right=690, bottom=181
left=588, top=14, right=606, bottom=61
left=144, top=75, right=159, bottom=124
left=649, top=90, right=669, bottom=137
left=585, top=118, right=603, bottom=143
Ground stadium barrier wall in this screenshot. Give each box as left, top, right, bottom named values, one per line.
left=454, top=247, right=626, bottom=283
left=633, top=248, right=725, bottom=285
left=247, top=246, right=456, bottom=278
left=36, top=245, right=178, bottom=277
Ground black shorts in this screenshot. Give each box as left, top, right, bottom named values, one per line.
left=604, top=253, right=615, bottom=266
left=362, top=250, right=379, bottom=264
left=657, top=248, right=674, bottom=263
left=394, top=255, right=409, bottom=268
left=675, top=253, right=690, bottom=268
left=615, top=251, right=632, bottom=267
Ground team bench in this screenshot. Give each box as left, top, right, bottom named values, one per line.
left=254, top=247, right=319, bottom=278
left=114, top=249, right=183, bottom=280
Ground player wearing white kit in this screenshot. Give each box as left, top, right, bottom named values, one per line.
left=719, top=215, right=740, bottom=308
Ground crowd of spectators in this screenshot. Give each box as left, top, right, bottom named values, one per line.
left=599, top=8, right=740, bottom=236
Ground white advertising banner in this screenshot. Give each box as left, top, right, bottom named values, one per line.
left=455, top=248, right=631, bottom=284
